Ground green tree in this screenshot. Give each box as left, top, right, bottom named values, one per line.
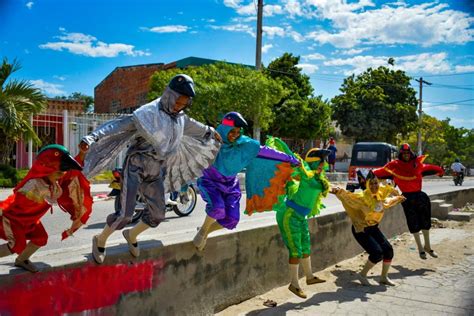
left=332, top=66, right=418, bottom=143
left=0, top=58, right=47, bottom=165
left=55, top=92, right=94, bottom=112
left=264, top=52, right=332, bottom=140
left=401, top=115, right=474, bottom=167
left=148, top=62, right=286, bottom=134
left=69, top=92, right=94, bottom=112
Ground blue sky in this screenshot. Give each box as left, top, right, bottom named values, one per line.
left=1, top=0, right=473, bottom=129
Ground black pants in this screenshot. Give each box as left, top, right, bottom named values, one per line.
left=352, top=225, right=394, bottom=264
left=401, top=191, right=431, bottom=233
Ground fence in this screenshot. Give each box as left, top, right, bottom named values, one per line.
left=17, top=110, right=124, bottom=170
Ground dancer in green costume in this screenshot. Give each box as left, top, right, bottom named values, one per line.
left=275, top=147, right=330, bottom=298
left=245, top=138, right=331, bottom=299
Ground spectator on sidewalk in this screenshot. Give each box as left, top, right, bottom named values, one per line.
left=326, top=137, right=337, bottom=173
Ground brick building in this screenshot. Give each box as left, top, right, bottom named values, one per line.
left=46, top=98, right=85, bottom=113
left=94, top=57, right=235, bottom=113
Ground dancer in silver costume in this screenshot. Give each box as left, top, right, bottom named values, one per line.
left=80, top=74, right=222, bottom=263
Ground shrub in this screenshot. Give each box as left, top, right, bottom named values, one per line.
left=0, top=164, right=20, bottom=188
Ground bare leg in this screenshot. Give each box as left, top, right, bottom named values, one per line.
left=301, top=255, right=325, bottom=285
left=0, top=244, right=12, bottom=258
left=123, top=221, right=150, bottom=257
left=413, top=232, right=426, bottom=259
left=15, top=242, right=41, bottom=273
left=193, top=215, right=218, bottom=251
left=288, top=258, right=307, bottom=299
left=358, top=260, right=375, bottom=286
left=422, top=229, right=438, bottom=257
left=380, top=260, right=397, bottom=286
left=92, top=224, right=115, bottom=264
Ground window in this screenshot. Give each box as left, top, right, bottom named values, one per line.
left=110, top=100, right=121, bottom=113
left=356, top=151, right=378, bottom=162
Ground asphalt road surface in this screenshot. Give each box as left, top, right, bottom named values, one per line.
left=3, top=178, right=470, bottom=255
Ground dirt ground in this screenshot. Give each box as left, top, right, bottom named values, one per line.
left=218, top=204, right=474, bottom=315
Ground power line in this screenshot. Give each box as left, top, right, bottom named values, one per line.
left=418, top=71, right=474, bottom=78
left=426, top=84, right=474, bottom=91
left=426, top=98, right=474, bottom=104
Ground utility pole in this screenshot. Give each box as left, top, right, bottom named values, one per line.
left=415, top=77, right=431, bottom=155
left=254, top=0, right=263, bottom=141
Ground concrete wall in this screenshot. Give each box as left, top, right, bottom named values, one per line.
left=431, top=189, right=473, bottom=209
left=0, top=188, right=472, bottom=315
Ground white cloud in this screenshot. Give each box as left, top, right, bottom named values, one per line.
left=297, top=63, right=319, bottom=74
left=284, top=0, right=304, bottom=17
left=53, top=75, right=66, bottom=81
left=305, top=2, right=473, bottom=48
left=39, top=29, right=150, bottom=58
left=26, top=2, right=34, bottom=9
left=223, top=0, right=243, bottom=9
left=231, top=16, right=257, bottom=23
left=224, top=0, right=283, bottom=16
left=263, top=26, right=286, bottom=38
left=338, top=48, right=369, bottom=55
left=302, top=53, right=326, bottom=60
left=143, top=25, right=189, bottom=33
left=30, top=80, right=66, bottom=96
left=210, top=24, right=255, bottom=37
left=324, top=52, right=453, bottom=75
left=235, top=3, right=256, bottom=15
left=262, top=44, right=273, bottom=53
left=455, top=65, right=474, bottom=73
left=261, top=26, right=304, bottom=42
left=263, top=4, right=284, bottom=16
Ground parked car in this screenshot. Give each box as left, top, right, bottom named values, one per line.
left=346, top=142, right=398, bottom=191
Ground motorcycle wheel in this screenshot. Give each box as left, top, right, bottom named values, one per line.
left=131, top=195, right=146, bottom=224
left=173, top=185, right=197, bottom=217
left=131, top=209, right=143, bottom=224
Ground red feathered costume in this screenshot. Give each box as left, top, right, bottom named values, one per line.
left=0, top=145, right=92, bottom=255
left=373, top=144, right=443, bottom=234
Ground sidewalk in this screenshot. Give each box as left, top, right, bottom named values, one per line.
left=218, top=219, right=474, bottom=315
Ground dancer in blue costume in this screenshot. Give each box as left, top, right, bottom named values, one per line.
left=193, top=112, right=299, bottom=251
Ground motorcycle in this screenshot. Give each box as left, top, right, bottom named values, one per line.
left=452, top=171, right=464, bottom=186
left=108, top=168, right=198, bottom=224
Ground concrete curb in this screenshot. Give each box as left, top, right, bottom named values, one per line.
left=0, top=187, right=472, bottom=315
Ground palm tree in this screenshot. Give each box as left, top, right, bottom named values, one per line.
left=0, top=57, right=47, bottom=165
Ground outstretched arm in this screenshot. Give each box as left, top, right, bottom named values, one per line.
left=373, top=165, right=394, bottom=179
left=422, top=164, right=444, bottom=177
left=81, top=115, right=136, bottom=146
left=183, top=116, right=222, bottom=142
left=256, top=146, right=300, bottom=165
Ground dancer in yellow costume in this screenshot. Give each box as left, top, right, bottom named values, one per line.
left=331, top=173, right=405, bottom=286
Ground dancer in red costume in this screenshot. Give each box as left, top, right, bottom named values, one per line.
left=373, top=143, right=443, bottom=259
left=0, top=144, right=91, bottom=272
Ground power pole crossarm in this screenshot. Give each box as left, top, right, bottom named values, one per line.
left=414, top=77, right=432, bottom=155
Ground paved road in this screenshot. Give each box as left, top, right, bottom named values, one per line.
left=1, top=178, right=473, bottom=253
left=0, top=178, right=472, bottom=273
